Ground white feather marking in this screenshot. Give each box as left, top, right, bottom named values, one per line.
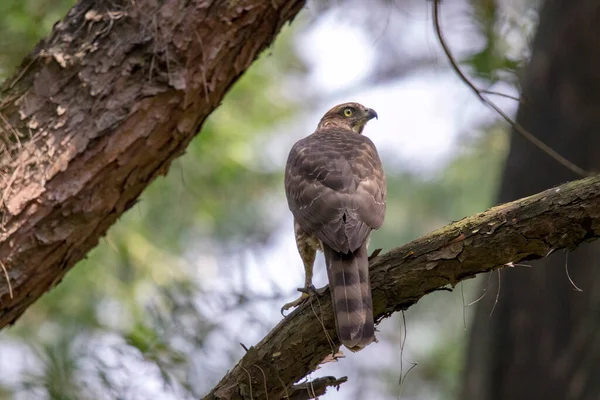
left=299, top=187, right=327, bottom=210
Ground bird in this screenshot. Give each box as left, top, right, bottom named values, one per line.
left=283, top=102, right=386, bottom=351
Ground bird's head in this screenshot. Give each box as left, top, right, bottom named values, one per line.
left=317, top=102, right=378, bottom=134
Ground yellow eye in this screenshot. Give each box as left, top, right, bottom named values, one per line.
left=343, top=108, right=354, bottom=117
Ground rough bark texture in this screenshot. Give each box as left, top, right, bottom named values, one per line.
left=204, top=174, right=600, bottom=400
left=462, top=1, right=600, bottom=399
left=0, top=0, right=306, bottom=327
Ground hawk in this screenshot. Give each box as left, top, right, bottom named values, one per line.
left=283, top=102, right=386, bottom=351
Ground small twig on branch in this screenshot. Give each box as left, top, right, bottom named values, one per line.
left=0, top=261, right=12, bottom=299
left=564, top=251, right=583, bottom=292
left=240, top=366, right=254, bottom=400
left=432, top=0, right=591, bottom=177
left=479, top=90, right=525, bottom=104
left=287, top=376, right=348, bottom=400
left=397, top=310, right=417, bottom=398
left=254, top=365, right=270, bottom=400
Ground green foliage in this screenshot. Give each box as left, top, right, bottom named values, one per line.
left=19, top=337, right=85, bottom=399
left=0, top=0, right=75, bottom=78
left=464, top=0, right=517, bottom=83
left=464, top=0, right=537, bottom=85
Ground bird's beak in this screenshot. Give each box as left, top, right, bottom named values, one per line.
left=354, top=107, right=378, bottom=134
left=366, top=108, right=378, bottom=120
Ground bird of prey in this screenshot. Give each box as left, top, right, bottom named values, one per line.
left=283, top=102, right=386, bottom=351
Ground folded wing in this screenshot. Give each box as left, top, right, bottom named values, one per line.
left=285, top=128, right=386, bottom=253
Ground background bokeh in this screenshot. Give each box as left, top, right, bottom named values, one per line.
left=0, top=1, right=538, bottom=399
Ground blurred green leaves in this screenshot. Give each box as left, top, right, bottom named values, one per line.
left=0, top=0, right=75, bottom=78
left=465, top=0, right=535, bottom=85
left=19, top=337, right=85, bottom=399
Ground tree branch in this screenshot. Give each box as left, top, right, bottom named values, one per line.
left=0, top=0, right=305, bottom=327
left=288, top=376, right=348, bottom=400
left=204, top=174, right=600, bottom=399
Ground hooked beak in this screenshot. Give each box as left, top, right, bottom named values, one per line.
left=366, top=108, right=378, bottom=120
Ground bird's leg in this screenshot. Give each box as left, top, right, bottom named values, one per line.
left=298, top=257, right=316, bottom=295
left=297, top=270, right=327, bottom=297
left=281, top=238, right=317, bottom=316
left=281, top=257, right=315, bottom=315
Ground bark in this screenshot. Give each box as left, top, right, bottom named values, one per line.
left=204, top=174, right=600, bottom=400
left=462, top=1, right=600, bottom=399
left=0, top=0, right=306, bottom=327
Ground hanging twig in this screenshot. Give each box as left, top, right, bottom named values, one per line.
left=432, top=0, right=590, bottom=177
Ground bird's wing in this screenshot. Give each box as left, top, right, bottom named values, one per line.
left=285, top=128, right=386, bottom=253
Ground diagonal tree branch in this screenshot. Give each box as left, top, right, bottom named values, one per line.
left=204, top=174, right=600, bottom=399
left=0, top=0, right=305, bottom=327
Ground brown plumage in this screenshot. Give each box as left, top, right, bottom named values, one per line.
left=283, top=102, right=386, bottom=351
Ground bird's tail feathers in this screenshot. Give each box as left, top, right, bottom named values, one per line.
left=324, top=243, right=374, bottom=351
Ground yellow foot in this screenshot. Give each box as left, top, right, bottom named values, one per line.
left=280, top=284, right=318, bottom=316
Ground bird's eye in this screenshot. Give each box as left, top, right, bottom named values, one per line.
left=343, top=108, right=354, bottom=117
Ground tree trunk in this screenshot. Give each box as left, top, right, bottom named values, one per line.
left=462, top=1, right=600, bottom=399
left=0, top=0, right=305, bottom=328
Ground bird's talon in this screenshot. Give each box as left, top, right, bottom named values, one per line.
left=281, top=286, right=318, bottom=317
left=297, top=284, right=317, bottom=295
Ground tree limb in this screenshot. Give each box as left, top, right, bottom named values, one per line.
left=204, top=174, right=600, bottom=399
left=288, top=376, right=348, bottom=400
left=0, top=0, right=305, bottom=327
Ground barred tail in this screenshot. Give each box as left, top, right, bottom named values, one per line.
left=323, top=243, right=374, bottom=351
